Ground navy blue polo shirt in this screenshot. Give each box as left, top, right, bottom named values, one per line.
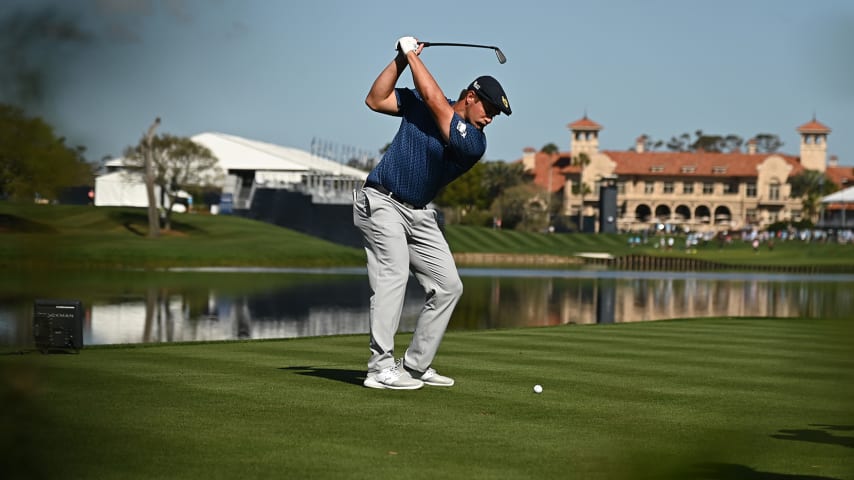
left=366, top=88, right=486, bottom=207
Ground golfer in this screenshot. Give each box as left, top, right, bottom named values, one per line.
left=354, top=36, right=511, bottom=389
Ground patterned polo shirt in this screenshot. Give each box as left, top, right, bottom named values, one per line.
left=366, top=88, right=486, bottom=207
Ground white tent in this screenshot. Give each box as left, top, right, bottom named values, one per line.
left=94, top=171, right=159, bottom=208
left=821, top=185, right=854, bottom=229
left=94, top=171, right=188, bottom=212
left=821, top=185, right=854, bottom=204
left=102, top=132, right=368, bottom=180
left=191, top=132, right=368, bottom=179
left=96, top=132, right=368, bottom=208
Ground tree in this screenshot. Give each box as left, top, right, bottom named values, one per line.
left=123, top=133, right=222, bottom=231
left=666, top=132, right=692, bottom=152
left=434, top=161, right=490, bottom=222
left=482, top=161, right=526, bottom=200
left=752, top=133, right=783, bottom=153
left=630, top=135, right=663, bottom=152
left=572, top=152, right=591, bottom=230
left=788, top=170, right=837, bottom=222
left=0, top=103, right=93, bottom=201
left=142, top=118, right=160, bottom=238
left=540, top=143, right=560, bottom=154
left=664, top=130, right=744, bottom=153
left=491, top=183, right=549, bottom=231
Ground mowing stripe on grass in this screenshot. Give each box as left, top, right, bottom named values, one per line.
left=2, top=317, right=852, bottom=479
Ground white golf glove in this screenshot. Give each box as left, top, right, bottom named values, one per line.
left=396, top=36, right=418, bottom=55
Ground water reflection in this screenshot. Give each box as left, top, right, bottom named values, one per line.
left=1, top=269, right=852, bottom=347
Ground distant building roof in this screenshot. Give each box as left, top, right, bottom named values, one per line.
left=567, top=116, right=603, bottom=131
left=796, top=118, right=831, bottom=134
left=103, top=132, right=368, bottom=180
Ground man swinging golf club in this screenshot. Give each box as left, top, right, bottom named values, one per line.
left=354, top=36, right=511, bottom=389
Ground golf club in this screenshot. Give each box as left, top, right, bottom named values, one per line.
left=419, top=42, right=507, bottom=64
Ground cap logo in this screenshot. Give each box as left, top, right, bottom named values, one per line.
left=472, top=80, right=481, bottom=90
left=502, top=96, right=509, bottom=109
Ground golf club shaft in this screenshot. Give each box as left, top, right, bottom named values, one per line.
left=419, top=41, right=507, bottom=64
left=420, top=42, right=498, bottom=50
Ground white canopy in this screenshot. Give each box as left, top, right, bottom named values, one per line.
left=821, top=185, right=854, bottom=204
left=94, top=171, right=159, bottom=208
left=96, top=132, right=368, bottom=209
left=94, top=171, right=188, bottom=211
left=103, top=132, right=368, bottom=180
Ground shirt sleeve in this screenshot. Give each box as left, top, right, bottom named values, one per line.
left=395, top=88, right=414, bottom=115
left=447, top=113, right=486, bottom=165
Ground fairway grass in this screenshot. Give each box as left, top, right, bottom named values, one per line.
left=2, top=318, right=853, bottom=479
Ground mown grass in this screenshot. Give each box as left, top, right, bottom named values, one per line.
left=2, top=201, right=853, bottom=270
left=0, top=202, right=365, bottom=269
left=2, top=317, right=852, bottom=479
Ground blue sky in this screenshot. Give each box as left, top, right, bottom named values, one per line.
left=3, top=0, right=853, bottom=166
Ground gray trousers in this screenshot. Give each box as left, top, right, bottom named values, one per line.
left=353, top=187, right=463, bottom=374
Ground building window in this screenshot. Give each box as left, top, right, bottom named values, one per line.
left=663, top=181, right=674, bottom=194
left=769, top=182, right=780, bottom=200
left=650, top=165, right=664, bottom=173
left=681, top=166, right=696, bottom=173
left=712, top=166, right=727, bottom=174
left=683, top=182, right=694, bottom=194
left=746, top=183, right=756, bottom=197
left=703, top=182, right=714, bottom=194
left=644, top=181, right=654, bottom=194
left=723, top=182, right=738, bottom=194
left=768, top=211, right=779, bottom=223
left=617, top=181, right=626, bottom=194
left=746, top=209, right=757, bottom=222
left=791, top=209, right=802, bottom=221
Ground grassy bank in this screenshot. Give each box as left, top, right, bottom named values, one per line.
left=2, top=317, right=852, bottom=479
left=1, top=201, right=852, bottom=270
left=0, top=202, right=364, bottom=269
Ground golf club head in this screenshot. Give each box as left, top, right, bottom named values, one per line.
left=494, top=48, right=507, bottom=64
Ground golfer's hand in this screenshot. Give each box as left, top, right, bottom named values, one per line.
left=396, top=36, right=419, bottom=55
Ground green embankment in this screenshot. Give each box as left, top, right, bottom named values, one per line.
left=1, top=201, right=853, bottom=269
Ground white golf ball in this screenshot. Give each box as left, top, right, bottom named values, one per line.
left=533, top=384, right=543, bottom=394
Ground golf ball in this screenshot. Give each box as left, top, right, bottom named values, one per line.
left=533, top=384, right=543, bottom=394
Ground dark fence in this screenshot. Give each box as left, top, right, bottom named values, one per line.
left=580, top=253, right=853, bottom=274
left=238, top=189, right=363, bottom=248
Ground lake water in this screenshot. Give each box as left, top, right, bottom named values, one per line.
left=2, top=268, right=853, bottom=348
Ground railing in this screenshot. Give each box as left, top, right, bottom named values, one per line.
left=579, top=253, right=852, bottom=273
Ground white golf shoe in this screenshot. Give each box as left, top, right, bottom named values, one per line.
left=404, top=364, right=455, bottom=387
left=363, top=360, right=424, bottom=390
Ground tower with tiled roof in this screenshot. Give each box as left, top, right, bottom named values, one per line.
left=568, top=115, right=603, bottom=156
left=797, top=117, right=831, bottom=172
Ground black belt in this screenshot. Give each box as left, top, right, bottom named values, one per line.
left=364, top=181, right=425, bottom=209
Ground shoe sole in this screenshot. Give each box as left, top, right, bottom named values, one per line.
left=423, top=379, right=454, bottom=387
left=363, top=378, right=424, bottom=390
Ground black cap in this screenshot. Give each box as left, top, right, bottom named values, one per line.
left=467, top=75, right=511, bottom=116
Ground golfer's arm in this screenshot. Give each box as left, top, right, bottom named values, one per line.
left=365, top=55, right=408, bottom=115
left=405, top=51, right=453, bottom=142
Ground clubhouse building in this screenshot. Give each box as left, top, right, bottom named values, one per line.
left=520, top=117, right=852, bottom=232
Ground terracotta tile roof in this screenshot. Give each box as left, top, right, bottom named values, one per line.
left=567, top=116, right=603, bottom=131
left=827, top=165, right=854, bottom=188
left=518, top=149, right=809, bottom=185
left=796, top=119, right=831, bottom=133
left=604, top=151, right=803, bottom=177
left=523, top=151, right=573, bottom=193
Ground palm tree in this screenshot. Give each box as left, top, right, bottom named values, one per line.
left=789, top=170, right=837, bottom=222
left=482, top=161, right=526, bottom=200
left=572, top=152, right=591, bottom=231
